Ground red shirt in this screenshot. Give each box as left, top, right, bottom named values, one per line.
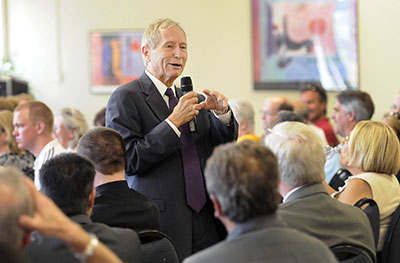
left=314, top=117, right=339, bottom=147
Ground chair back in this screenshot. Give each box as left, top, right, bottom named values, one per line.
left=354, top=198, right=380, bottom=250
left=138, top=229, right=179, bottom=263
left=381, top=203, right=400, bottom=263
left=330, top=244, right=373, bottom=263
left=329, top=168, right=352, bottom=191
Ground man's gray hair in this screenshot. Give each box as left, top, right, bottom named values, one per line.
left=337, top=91, right=374, bottom=122
left=229, top=99, right=255, bottom=131
left=141, top=18, right=185, bottom=65
left=205, top=141, right=280, bottom=223
left=264, top=122, right=325, bottom=188
left=0, top=167, right=34, bottom=249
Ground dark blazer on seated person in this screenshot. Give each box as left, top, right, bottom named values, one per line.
left=25, top=214, right=141, bottom=263
left=183, top=214, right=337, bottom=263
left=278, top=183, right=376, bottom=262
left=91, top=180, right=160, bottom=231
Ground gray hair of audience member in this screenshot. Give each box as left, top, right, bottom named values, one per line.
left=336, top=91, right=375, bottom=122
left=205, top=140, right=280, bottom=223
left=264, top=122, right=325, bottom=188
left=141, top=18, right=185, bottom=65
left=0, top=167, right=34, bottom=249
left=229, top=99, right=255, bottom=131
left=55, top=107, right=89, bottom=149
left=77, top=127, right=127, bottom=175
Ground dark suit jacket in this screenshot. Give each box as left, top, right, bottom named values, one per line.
left=106, top=73, right=237, bottom=259
left=91, top=180, right=160, bottom=231
left=25, top=214, right=141, bottom=263
left=279, top=183, right=376, bottom=262
left=183, top=214, right=337, bottom=263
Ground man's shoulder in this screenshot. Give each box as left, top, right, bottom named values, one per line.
left=184, top=224, right=336, bottom=263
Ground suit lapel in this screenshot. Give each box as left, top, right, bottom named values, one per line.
left=138, top=74, right=171, bottom=122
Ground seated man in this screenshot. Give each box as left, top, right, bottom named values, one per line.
left=264, top=122, right=376, bottom=262
left=229, top=99, right=260, bottom=142
left=183, top=141, right=336, bottom=263
left=25, top=153, right=141, bottom=263
left=0, top=166, right=122, bottom=263
left=77, top=127, right=160, bottom=231
left=13, top=101, right=66, bottom=189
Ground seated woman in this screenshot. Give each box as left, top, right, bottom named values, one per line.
left=326, top=120, right=400, bottom=251
left=0, top=110, right=34, bottom=179
left=53, top=107, right=88, bottom=152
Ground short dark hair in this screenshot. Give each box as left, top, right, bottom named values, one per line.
left=275, top=110, right=304, bottom=124
left=300, top=83, right=327, bottom=103
left=39, top=153, right=95, bottom=216
left=337, top=91, right=375, bottom=122
left=77, top=127, right=126, bottom=175
left=205, top=141, right=280, bottom=223
left=94, top=107, right=106, bottom=127
left=277, top=102, right=294, bottom=112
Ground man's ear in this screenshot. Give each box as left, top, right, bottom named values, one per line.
left=142, top=45, right=150, bottom=65
left=21, top=231, right=32, bottom=249
left=347, top=111, right=356, bottom=123
left=239, top=120, right=247, bottom=131
left=35, top=121, right=46, bottom=135
left=210, top=195, right=223, bottom=218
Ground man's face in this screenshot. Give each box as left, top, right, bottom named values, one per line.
left=331, top=100, right=350, bottom=137
left=144, top=26, right=187, bottom=87
left=261, top=99, right=278, bottom=130
left=12, top=109, right=37, bottom=151
left=301, top=91, right=326, bottom=122
left=391, top=95, right=400, bottom=113
left=53, top=116, right=73, bottom=149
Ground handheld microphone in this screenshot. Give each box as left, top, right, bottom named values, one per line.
left=180, top=76, right=196, bottom=132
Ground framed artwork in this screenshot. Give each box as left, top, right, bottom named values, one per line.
left=252, top=0, right=358, bottom=91
left=90, top=30, right=145, bottom=94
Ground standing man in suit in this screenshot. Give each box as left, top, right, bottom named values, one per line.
left=264, top=122, right=376, bottom=262
left=106, top=18, right=237, bottom=260
left=77, top=127, right=160, bottom=232
left=184, top=141, right=337, bottom=263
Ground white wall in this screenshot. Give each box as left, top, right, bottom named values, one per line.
left=6, top=0, right=400, bottom=135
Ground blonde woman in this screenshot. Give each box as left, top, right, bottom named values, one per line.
left=0, top=110, right=34, bottom=178
left=326, top=120, right=400, bottom=251
left=53, top=107, right=88, bottom=151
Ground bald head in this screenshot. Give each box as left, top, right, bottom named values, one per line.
left=261, top=96, right=290, bottom=130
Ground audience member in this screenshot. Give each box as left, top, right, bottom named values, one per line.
left=0, top=167, right=34, bottom=250
left=183, top=141, right=337, bottom=263
left=300, top=84, right=338, bottom=146
left=106, top=18, right=237, bottom=260
left=12, top=101, right=66, bottom=189
left=326, top=91, right=374, bottom=183
left=293, top=102, right=328, bottom=145
left=261, top=96, right=291, bottom=132
left=77, top=127, right=160, bottom=231
left=229, top=99, right=260, bottom=142
left=0, top=165, right=122, bottom=263
left=327, top=121, right=400, bottom=251
left=0, top=110, right=34, bottom=179
left=0, top=97, right=18, bottom=111
left=265, top=122, right=376, bottom=262
left=383, top=111, right=400, bottom=140
left=93, top=107, right=106, bottom=127
left=25, top=153, right=141, bottom=262
left=391, top=93, right=400, bottom=113
left=53, top=107, right=88, bottom=151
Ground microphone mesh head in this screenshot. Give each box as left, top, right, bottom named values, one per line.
left=181, top=76, right=193, bottom=92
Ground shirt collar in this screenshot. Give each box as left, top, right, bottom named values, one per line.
left=145, top=70, right=176, bottom=97
left=282, top=185, right=305, bottom=203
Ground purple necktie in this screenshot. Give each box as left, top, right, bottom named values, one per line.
left=165, top=88, right=206, bottom=213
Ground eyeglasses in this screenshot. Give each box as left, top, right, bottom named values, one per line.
left=388, top=111, right=400, bottom=120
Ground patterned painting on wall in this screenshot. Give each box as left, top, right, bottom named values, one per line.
left=90, top=30, right=144, bottom=94
left=253, top=0, right=358, bottom=91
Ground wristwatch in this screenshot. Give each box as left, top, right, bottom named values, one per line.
left=74, top=233, right=99, bottom=262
